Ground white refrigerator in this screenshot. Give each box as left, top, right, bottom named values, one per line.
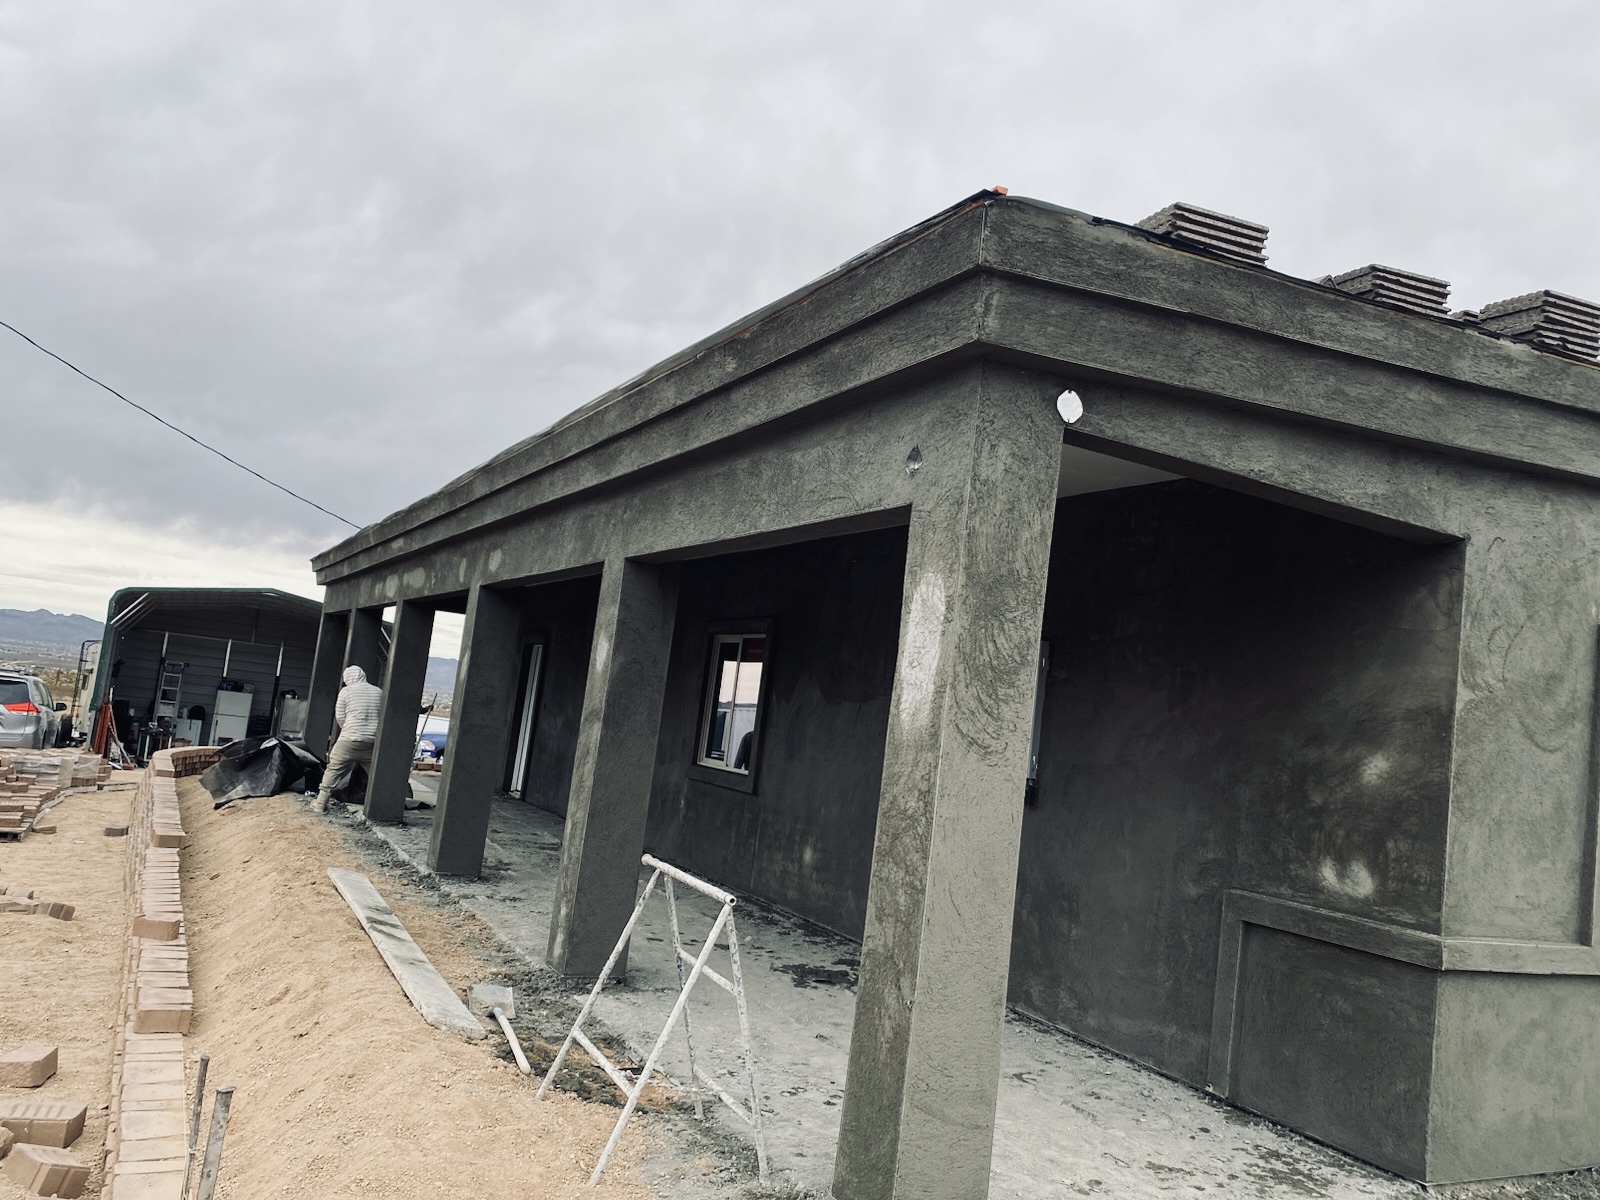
left=212, top=685, right=253, bottom=743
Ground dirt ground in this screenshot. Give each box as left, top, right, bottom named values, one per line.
left=174, top=780, right=668, bottom=1200
left=0, top=784, right=134, bottom=1200
left=16, top=773, right=1600, bottom=1200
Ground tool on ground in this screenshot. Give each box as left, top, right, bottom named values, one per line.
left=180, top=1052, right=209, bottom=1199
left=537, top=853, right=768, bottom=1185
left=193, top=1084, right=234, bottom=1200
left=470, top=982, right=532, bottom=1075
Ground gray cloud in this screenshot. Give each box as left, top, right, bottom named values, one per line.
left=2, top=0, right=1596, bottom=605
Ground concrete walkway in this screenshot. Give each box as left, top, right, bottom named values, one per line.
left=365, top=781, right=1419, bottom=1200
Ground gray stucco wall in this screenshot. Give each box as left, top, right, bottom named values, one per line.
left=1428, top=973, right=1600, bottom=1182
left=511, top=529, right=908, bottom=942
left=642, top=527, right=908, bottom=939
left=1008, top=480, right=1462, bottom=1072
left=1231, top=929, right=1438, bottom=1177
left=510, top=576, right=600, bottom=815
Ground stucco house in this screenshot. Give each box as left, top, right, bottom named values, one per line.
left=306, top=191, right=1600, bottom=1196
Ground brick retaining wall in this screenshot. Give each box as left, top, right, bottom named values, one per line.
left=103, top=746, right=219, bottom=1200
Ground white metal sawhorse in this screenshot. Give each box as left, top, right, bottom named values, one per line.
left=536, top=853, right=769, bottom=1185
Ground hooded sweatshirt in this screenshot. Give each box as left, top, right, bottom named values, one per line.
left=333, top=665, right=383, bottom=742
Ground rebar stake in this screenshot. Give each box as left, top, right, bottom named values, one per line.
left=181, top=1053, right=209, bottom=1200
left=194, top=1085, right=235, bottom=1200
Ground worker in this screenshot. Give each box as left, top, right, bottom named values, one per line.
left=313, top=665, right=383, bottom=813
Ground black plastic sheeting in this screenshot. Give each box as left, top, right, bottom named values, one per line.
left=200, top=737, right=327, bottom=808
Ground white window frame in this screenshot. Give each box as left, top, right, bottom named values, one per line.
left=694, top=627, right=771, bottom=789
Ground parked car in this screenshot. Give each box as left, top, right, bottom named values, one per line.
left=0, top=670, right=66, bottom=749
left=415, top=729, right=447, bottom=761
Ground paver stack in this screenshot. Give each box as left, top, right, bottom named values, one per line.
left=1475, top=289, right=1600, bottom=359
left=1323, top=264, right=1452, bottom=315
left=1136, top=201, right=1271, bottom=265
left=0, top=752, right=112, bottom=838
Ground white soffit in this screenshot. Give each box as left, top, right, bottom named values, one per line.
left=1057, top=443, right=1180, bottom=498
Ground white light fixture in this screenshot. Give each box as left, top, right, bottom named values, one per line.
left=1056, top=389, right=1084, bottom=424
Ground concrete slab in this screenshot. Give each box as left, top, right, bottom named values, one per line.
left=326, top=867, right=487, bottom=1041
left=366, top=784, right=1418, bottom=1199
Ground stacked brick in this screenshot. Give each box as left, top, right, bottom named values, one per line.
left=103, top=746, right=218, bottom=1200
left=0, top=751, right=113, bottom=838
left=151, top=748, right=222, bottom=780
left=147, top=772, right=188, bottom=852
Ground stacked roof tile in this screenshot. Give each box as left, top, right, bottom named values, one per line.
left=1136, top=203, right=1269, bottom=265
left=1475, top=291, right=1600, bottom=360
left=1322, top=265, right=1450, bottom=316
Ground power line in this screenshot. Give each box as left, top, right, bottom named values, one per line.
left=0, top=317, right=362, bottom=530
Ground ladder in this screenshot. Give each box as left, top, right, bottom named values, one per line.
left=154, top=661, right=187, bottom=720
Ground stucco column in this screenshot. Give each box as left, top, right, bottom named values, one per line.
left=344, top=606, right=385, bottom=682
left=366, top=599, right=435, bottom=824
left=546, top=558, right=679, bottom=978
left=429, top=584, right=521, bottom=876
left=304, top=609, right=350, bottom=756
left=833, top=371, right=1062, bottom=1200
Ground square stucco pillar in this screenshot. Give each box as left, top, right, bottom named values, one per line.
left=429, top=584, right=521, bottom=876
left=546, top=558, right=679, bottom=978
left=304, top=609, right=350, bottom=756
left=366, top=599, right=435, bottom=824
left=833, top=371, right=1063, bottom=1200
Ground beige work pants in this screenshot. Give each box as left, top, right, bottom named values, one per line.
left=316, top=737, right=375, bottom=806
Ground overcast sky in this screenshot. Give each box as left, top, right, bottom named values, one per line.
left=3, top=1, right=1597, bottom=657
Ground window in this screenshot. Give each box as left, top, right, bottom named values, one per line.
left=697, top=633, right=768, bottom=776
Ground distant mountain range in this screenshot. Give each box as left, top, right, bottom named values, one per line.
left=424, top=657, right=457, bottom=700
left=1, top=608, right=461, bottom=699
left=0, top=608, right=103, bottom=651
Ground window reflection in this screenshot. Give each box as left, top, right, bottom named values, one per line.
left=701, top=634, right=766, bottom=773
